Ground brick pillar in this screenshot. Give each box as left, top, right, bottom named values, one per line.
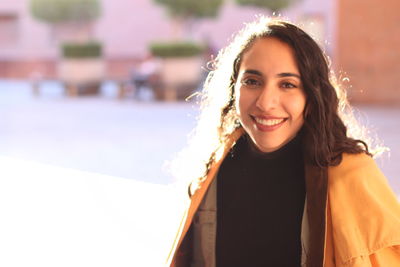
left=336, top=0, right=400, bottom=104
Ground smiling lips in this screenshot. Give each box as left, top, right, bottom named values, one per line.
left=252, top=115, right=287, bottom=131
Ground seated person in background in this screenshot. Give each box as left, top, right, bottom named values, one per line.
left=130, top=54, right=160, bottom=99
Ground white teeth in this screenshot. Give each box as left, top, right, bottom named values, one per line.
left=254, top=117, right=285, bottom=126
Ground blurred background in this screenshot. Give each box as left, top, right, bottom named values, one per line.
left=0, top=0, right=399, bottom=266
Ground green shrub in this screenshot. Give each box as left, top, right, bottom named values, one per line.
left=62, top=42, right=102, bottom=58
left=150, top=42, right=205, bottom=58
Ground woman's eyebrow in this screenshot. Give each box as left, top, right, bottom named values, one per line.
left=242, top=70, right=300, bottom=79
left=277, top=72, right=301, bottom=79
left=243, top=69, right=263, bottom=76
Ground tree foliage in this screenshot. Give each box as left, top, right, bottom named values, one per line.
left=235, top=0, right=297, bottom=12
left=154, top=0, right=224, bottom=19
left=30, top=0, right=101, bottom=24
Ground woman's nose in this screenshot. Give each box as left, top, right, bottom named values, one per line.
left=255, top=85, right=279, bottom=111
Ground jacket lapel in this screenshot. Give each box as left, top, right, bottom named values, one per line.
left=304, top=165, right=328, bottom=267
left=168, top=128, right=245, bottom=266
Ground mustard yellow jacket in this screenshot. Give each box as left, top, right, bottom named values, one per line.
left=167, top=130, right=400, bottom=266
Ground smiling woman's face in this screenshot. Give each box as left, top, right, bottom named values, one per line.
left=234, top=37, right=306, bottom=153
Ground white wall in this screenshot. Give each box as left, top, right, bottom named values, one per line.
left=0, top=1, right=57, bottom=59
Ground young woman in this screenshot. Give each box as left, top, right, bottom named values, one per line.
left=167, top=17, right=400, bottom=266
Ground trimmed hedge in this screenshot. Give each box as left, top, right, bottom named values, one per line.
left=150, top=42, right=204, bottom=58
left=62, top=42, right=102, bottom=58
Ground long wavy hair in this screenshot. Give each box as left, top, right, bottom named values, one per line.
left=170, top=16, right=384, bottom=186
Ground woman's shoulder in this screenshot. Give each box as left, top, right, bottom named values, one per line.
left=327, top=151, right=396, bottom=202
left=327, top=152, right=400, bottom=265
left=328, top=152, right=380, bottom=183
left=327, top=151, right=399, bottom=229
left=327, top=152, right=394, bottom=200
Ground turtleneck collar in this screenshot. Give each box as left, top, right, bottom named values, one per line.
left=242, top=133, right=303, bottom=160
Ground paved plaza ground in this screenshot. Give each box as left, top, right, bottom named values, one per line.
left=0, top=80, right=198, bottom=185
left=0, top=80, right=399, bottom=266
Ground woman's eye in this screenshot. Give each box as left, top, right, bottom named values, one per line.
left=281, top=82, right=297, bottom=89
left=241, top=78, right=261, bottom=87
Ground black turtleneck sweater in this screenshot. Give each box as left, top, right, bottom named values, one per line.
left=216, top=134, right=306, bottom=267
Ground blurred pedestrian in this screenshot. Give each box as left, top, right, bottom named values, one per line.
left=167, top=16, right=400, bottom=266
left=130, top=53, right=160, bottom=99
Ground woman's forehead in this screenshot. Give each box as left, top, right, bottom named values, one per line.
left=239, top=38, right=300, bottom=75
